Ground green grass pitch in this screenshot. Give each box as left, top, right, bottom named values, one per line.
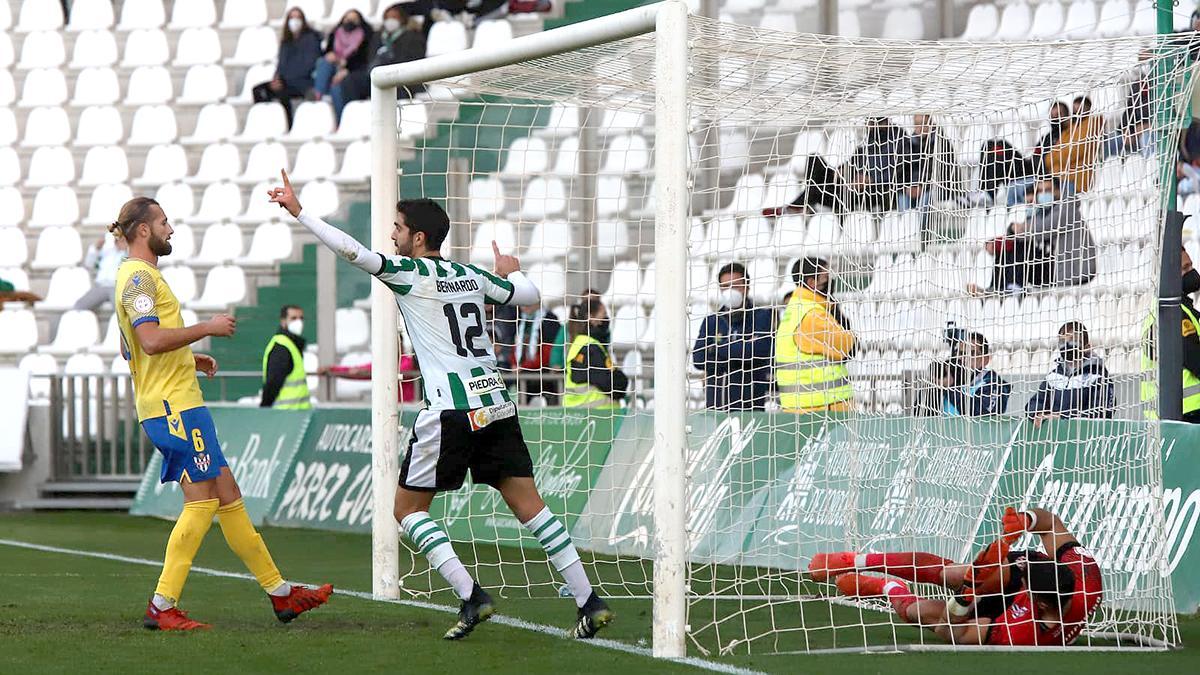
left=1, top=512, right=1198, bottom=674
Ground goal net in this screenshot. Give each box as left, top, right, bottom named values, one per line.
left=370, top=2, right=1194, bottom=657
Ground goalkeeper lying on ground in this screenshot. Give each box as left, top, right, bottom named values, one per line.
left=809, top=507, right=1103, bottom=646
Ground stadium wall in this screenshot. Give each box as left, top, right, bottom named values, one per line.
left=129, top=408, right=1200, bottom=613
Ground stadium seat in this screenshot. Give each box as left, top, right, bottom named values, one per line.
left=177, top=65, right=229, bottom=104
left=524, top=221, right=572, bottom=263
left=89, top=314, right=120, bottom=356
left=0, top=309, right=39, bottom=355
left=718, top=128, right=751, bottom=174
left=1097, top=0, right=1133, bottom=37
left=70, top=67, right=120, bottom=106
left=469, top=220, right=516, bottom=264
left=468, top=177, right=506, bottom=221
left=426, top=20, right=469, bottom=57
left=735, top=216, right=773, bottom=254
left=0, top=70, right=13, bottom=106
left=31, top=226, right=83, bottom=269
left=525, top=263, right=567, bottom=303
left=67, top=0, right=114, bottom=31
left=0, top=108, right=14, bottom=145
left=550, top=136, right=579, bottom=175
left=1063, top=0, right=1099, bottom=38
left=124, top=66, right=173, bottom=104
left=121, top=29, right=170, bottom=67
left=29, top=186, right=80, bottom=227
left=333, top=351, right=372, bottom=399
left=804, top=212, right=843, bottom=258
left=19, top=68, right=67, bottom=107
left=159, top=265, right=197, bottom=303
left=0, top=226, right=27, bottom=267
left=187, top=142, right=242, bottom=185
left=758, top=12, right=797, bottom=32
left=0, top=2, right=8, bottom=30
left=960, top=3, right=999, bottom=39
left=500, top=137, right=550, bottom=176
left=117, top=0, right=166, bottom=30
left=126, top=105, right=177, bottom=145
left=335, top=307, right=370, bottom=352
left=286, top=102, right=336, bottom=142
left=332, top=140, right=370, bottom=184
left=1029, top=1, right=1067, bottom=39
left=227, top=25, right=278, bottom=66
left=18, top=353, right=58, bottom=397
left=220, top=0, right=269, bottom=29
left=35, top=266, right=90, bottom=310
left=518, top=178, right=567, bottom=220
left=290, top=141, right=337, bottom=182
left=229, top=62, right=276, bottom=103
left=238, top=221, right=294, bottom=265
left=235, top=180, right=280, bottom=224
left=331, top=100, right=370, bottom=141
left=191, top=221, right=245, bottom=265
left=474, top=19, right=513, bottom=48
left=721, top=173, right=767, bottom=215
left=537, top=105, right=579, bottom=139
left=174, top=27, right=223, bottom=67
left=16, top=0, right=64, bottom=32
left=298, top=180, right=339, bottom=218
left=239, top=141, right=290, bottom=185
left=181, top=103, right=238, bottom=145
left=0, top=266, right=30, bottom=290
left=153, top=182, right=196, bottom=224
left=0, top=148, right=19, bottom=186
left=397, top=102, right=428, bottom=138
left=188, top=182, right=244, bottom=225
left=595, top=220, right=630, bottom=261
left=600, top=135, right=650, bottom=174
left=78, top=146, right=130, bottom=187
left=17, top=30, right=65, bottom=69
left=82, top=183, right=134, bottom=226
left=771, top=213, right=806, bottom=258
left=188, top=264, right=247, bottom=310
left=24, top=146, right=76, bottom=187
left=611, top=304, right=647, bottom=349
left=75, top=105, right=124, bottom=146
left=133, top=144, right=188, bottom=187
left=595, top=176, right=628, bottom=218
left=702, top=216, right=738, bottom=261
left=168, top=0, right=217, bottom=29
left=879, top=211, right=922, bottom=255
left=837, top=9, right=861, bottom=37
left=604, top=261, right=642, bottom=308
left=0, top=33, right=12, bottom=68
left=39, top=310, right=101, bottom=355
left=0, top=187, right=24, bottom=226
left=881, top=8, right=923, bottom=39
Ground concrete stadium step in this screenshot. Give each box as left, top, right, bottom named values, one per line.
left=15, top=497, right=134, bottom=511
left=40, top=480, right=141, bottom=494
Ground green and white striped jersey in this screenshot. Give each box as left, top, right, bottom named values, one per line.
left=374, top=255, right=516, bottom=411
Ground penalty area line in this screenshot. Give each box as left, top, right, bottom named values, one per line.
left=0, top=538, right=760, bottom=675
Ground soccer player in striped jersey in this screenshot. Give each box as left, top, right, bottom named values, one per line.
left=269, top=170, right=613, bottom=640
left=110, top=197, right=333, bottom=631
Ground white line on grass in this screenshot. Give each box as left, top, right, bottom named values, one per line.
left=0, top=538, right=761, bottom=675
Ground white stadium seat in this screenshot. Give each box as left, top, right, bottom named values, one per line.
left=75, top=105, right=124, bottom=146
left=469, top=220, right=516, bottom=265
left=426, top=20, right=469, bottom=57
left=333, top=140, right=371, bottom=184
left=168, top=0, right=217, bottom=29
left=188, top=265, right=247, bottom=310
left=16, top=0, right=64, bottom=32
left=468, top=178, right=506, bottom=221
left=0, top=267, right=30, bottom=291
left=961, top=3, right=999, bottom=39
left=0, top=33, right=12, bottom=68
left=298, top=180, right=339, bottom=218
left=19, top=353, right=59, bottom=397
left=537, top=105, right=579, bottom=139
left=153, top=183, right=196, bottom=225
left=518, top=178, right=567, bottom=220
left=239, top=142, right=290, bottom=185
left=159, top=265, right=198, bottom=303
left=71, top=67, right=120, bottom=106
left=290, top=141, right=336, bottom=182
left=17, top=31, right=65, bottom=69
left=595, top=220, right=630, bottom=262
left=236, top=180, right=280, bottom=224
left=604, top=261, right=642, bottom=308
left=0, top=148, right=19, bottom=185
left=118, top=0, right=166, bottom=30
left=523, top=221, right=572, bottom=263
left=331, top=100, right=370, bottom=141
left=0, top=71, right=13, bottom=106
left=133, top=144, right=188, bottom=187
left=0, top=187, right=25, bottom=226
left=227, top=26, right=278, bottom=66
left=29, top=186, right=79, bottom=227
left=177, top=64, right=228, bottom=104
left=30, top=226, right=83, bottom=269
left=1097, top=0, right=1133, bottom=37
left=881, top=8, right=923, bottom=40
left=1063, top=0, right=1099, bottom=38
left=600, top=135, right=650, bottom=174
left=24, top=146, right=76, bottom=187
left=191, top=222, right=245, bottom=265
left=78, top=146, right=130, bottom=187
left=1029, top=1, right=1067, bottom=39
left=334, top=308, right=369, bottom=353
left=550, top=136, right=579, bottom=175
left=82, top=183, right=134, bottom=226
left=40, top=310, right=101, bottom=355
left=220, top=0, right=269, bottom=29
left=0, top=226, right=28, bottom=266
left=525, top=263, right=567, bottom=303
left=127, top=105, right=177, bottom=146
left=121, top=29, right=170, bottom=67
left=186, top=142, right=241, bottom=185
left=286, top=102, right=336, bottom=142
left=68, top=0, right=115, bottom=31
left=229, top=63, right=276, bottom=103
left=0, top=109, right=14, bottom=144
left=234, top=103, right=288, bottom=144
left=174, top=27, right=223, bottom=67
left=474, top=20, right=513, bottom=48
left=188, top=183, right=244, bottom=225
left=238, top=221, right=293, bottom=265
left=595, top=177, right=628, bottom=218
left=182, top=103, right=239, bottom=145
left=69, top=29, right=118, bottom=69
left=124, top=66, right=173, bottom=104
left=92, top=316, right=120, bottom=356
left=397, top=103, right=428, bottom=138
left=0, top=309, right=39, bottom=355
left=19, top=69, right=68, bottom=107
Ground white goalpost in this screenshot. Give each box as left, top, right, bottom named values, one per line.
left=366, top=0, right=1192, bottom=659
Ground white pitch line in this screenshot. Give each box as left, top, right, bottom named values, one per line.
left=0, top=538, right=761, bottom=675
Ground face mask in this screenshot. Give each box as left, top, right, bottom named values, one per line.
left=718, top=288, right=744, bottom=309
left=1059, top=340, right=1083, bottom=362
left=1185, top=269, right=1200, bottom=295
left=590, top=319, right=610, bottom=341
left=383, top=17, right=401, bottom=33
left=343, top=18, right=360, bottom=29
left=287, top=17, right=303, bottom=33
left=287, top=319, right=303, bottom=336
left=1036, top=192, right=1054, bottom=205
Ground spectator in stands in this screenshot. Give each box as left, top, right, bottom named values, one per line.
left=563, top=296, right=628, bottom=408
left=915, top=329, right=1010, bottom=416
left=0, top=277, right=39, bottom=303
left=1142, top=246, right=1200, bottom=423
left=1026, top=321, right=1115, bottom=425
left=509, top=0, right=553, bottom=14
left=496, top=301, right=563, bottom=405
left=550, top=288, right=601, bottom=368
left=762, top=154, right=847, bottom=216
left=73, top=235, right=127, bottom=311
left=1044, top=96, right=1103, bottom=193
left=691, top=262, right=775, bottom=410
left=1110, top=51, right=1154, bottom=158
left=1019, top=176, right=1096, bottom=287
left=975, top=139, right=1032, bottom=206
left=846, top=116, right=907, bottom=211
left=253, top=7, right=324, bottom=129
left=776, top=257, right=855, bottom=413
left=340, top=5, right=428, bottom=109
left=313, top=9, right=375, bottom=123
left=435, top=0, right=509, bottom=25
left=1177, top=122, right=1200, bottom=195
left=261, top=305, right=312, bottom=409
left=1028, top=101, right=1070, bottom=179
left=896, top=114, right=962, bottom=211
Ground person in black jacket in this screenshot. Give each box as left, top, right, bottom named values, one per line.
left=1026, top=321, right=1115, bottom=426
left=261, top=305, right=307, bottom=408
left=252, top=7, right=323, bottom=128
left=313, top=9, right=375, bottom=123
left=340, top=4, right=427, bottom=107
left=690, top=262, right=775, bottom=410
left=563, top=297, right=628, bottom=407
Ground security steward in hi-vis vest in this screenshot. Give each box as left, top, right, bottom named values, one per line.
left=775, top=257, right=855, bottom=412
left=260, top=304, right=311, bottom=409
left=1142, top=247, right=1200, bottom=422
left=564, top=297, right=628, bottom=408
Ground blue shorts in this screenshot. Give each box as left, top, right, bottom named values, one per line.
left=142, top=406, right=228, bottom=484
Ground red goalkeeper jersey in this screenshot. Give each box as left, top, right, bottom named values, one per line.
left=987, top=544, right=1103, bottom=646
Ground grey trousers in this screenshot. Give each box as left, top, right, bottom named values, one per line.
left=73, top=284, right=114, bottom=311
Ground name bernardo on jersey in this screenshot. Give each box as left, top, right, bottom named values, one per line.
left=437, top=278, right=480, bottom=294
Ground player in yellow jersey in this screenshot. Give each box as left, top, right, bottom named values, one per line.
left=110, top=197, right=333, bottom=631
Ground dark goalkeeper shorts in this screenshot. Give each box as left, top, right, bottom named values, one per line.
left=399, top=402, right=533, bottom=492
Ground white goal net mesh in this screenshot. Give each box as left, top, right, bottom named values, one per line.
left=389, top=14, right=1196, bottom=655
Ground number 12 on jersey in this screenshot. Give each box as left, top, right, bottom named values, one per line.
left=443, top=303, right=489, bottom=358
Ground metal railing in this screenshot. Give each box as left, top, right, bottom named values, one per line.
left=42, top=373, right=150, bottom=481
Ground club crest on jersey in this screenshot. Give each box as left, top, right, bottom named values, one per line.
left=436, top=278, right=479, bottom=294
left=193, top=454, right=211, bottom=473
left=1010, top=602, right=1029, bottom=618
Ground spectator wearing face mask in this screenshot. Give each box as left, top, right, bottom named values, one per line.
left=691, top=262, right=776, bottom=411
left=261, top=305, right=312, bottom=409
left=896, top=114, right=963, bottom=212
left=1012, top=176, right=1096, bottom=288
left=1044, top=96, right=1103, bottom=194
left=252, top=7, right=323, bottom=128
left=776, top=257, right=855, bottom=413
left=1026, top=321, right=1114, bottom=426
left=563, top=296, right=628, bottom=408
left=937, top=330, right=1010, bottom=416
left=1142, top=246, right=1200, bottom=422
left=339, top=4, right=427, bottom=107
left=313, top=9, right=375, bottom=122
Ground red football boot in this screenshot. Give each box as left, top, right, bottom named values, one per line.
left=835, top=573, right=888, bottom=599
left=807, top=551, right=857, bottom=582
left=144, top=601, right=211, bottom=631
left=271, top=583, right=334, bottom=623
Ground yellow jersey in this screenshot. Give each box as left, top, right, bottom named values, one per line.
left=115, top=259, right=204, bottom=421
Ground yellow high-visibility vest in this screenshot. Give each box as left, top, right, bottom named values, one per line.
left=564, top=334, right=617, bottom=409
left=262, top=333, right=311, bottom=410
left=775, top=290, right=853, bottom=411
left=1141, top=305, right=1200, bottom=419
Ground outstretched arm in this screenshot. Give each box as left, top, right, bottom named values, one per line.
left=268, top=170, right=385, bottom=275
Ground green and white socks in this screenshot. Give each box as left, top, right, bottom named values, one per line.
left=522, top=506, right=593, bottom=608
left=401, top=511, right=475, bottom=601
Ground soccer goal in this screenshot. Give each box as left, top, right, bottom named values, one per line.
left=367, top=1, right=1194, bottom=657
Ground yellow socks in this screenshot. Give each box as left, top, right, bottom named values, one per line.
left=154, top=498, right=219, bottom=603
left=216, top=498, right=286, bottom=593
